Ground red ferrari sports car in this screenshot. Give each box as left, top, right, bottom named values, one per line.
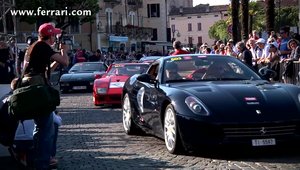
left=93, top=63, right=149, bottom=106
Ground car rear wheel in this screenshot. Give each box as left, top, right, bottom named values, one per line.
left=122, top=93, right=140, bottom=135
left=164, top=104, right=183, bottom=154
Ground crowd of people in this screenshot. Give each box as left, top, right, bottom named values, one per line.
left=187, top=26, right=300, bottom=83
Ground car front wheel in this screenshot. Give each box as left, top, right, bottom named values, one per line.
left=164, top=104, right=183, bottom=154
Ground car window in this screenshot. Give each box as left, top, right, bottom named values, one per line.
left=162, top=56, right=261, bottom=83
left=108, top=64, right=149, bottom=76
left=70, top=63, right=106, bottom=73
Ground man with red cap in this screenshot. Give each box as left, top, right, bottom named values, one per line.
left=22, top=22, right=69, bottom=169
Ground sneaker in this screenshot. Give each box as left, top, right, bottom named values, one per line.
left=49, top=157, right=58, bottom=168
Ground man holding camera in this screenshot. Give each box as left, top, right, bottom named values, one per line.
left=22, top=22, right=69, bottom=169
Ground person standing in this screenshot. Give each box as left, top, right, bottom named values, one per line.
left=22, top=22, right=69, bottom=169
left=171, top=40, right=189, bottom=55
left=236, top=41, right=253, bottom=67
left=279, top=26, right=291, bottom=61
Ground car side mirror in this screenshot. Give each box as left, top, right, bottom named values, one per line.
left=137, top=74, right=157, bottom=84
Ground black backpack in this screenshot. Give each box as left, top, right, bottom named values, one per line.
left=0, top=92, right=18, bottom=146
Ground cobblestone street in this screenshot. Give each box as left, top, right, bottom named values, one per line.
left=53, top=93, right=300, bottom=170
left=1, top=92, right=300, bottom=169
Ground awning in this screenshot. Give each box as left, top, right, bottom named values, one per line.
left=109, top=36, right=128, bottom=42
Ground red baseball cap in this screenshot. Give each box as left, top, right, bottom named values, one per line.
left=38, top=23, right=61, bottom=37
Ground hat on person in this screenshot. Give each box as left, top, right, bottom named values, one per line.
left=269, top=41, right=278, bottom=48
left=255, top=38, right=265, bottom=44
left=287, top=38, right=299, bottom=49
left=228, top=39, right=234, bottom=43
left=38, top=23, right=61, bottom=37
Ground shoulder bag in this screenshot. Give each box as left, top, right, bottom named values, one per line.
left=8, top=45, right=60, bottom=120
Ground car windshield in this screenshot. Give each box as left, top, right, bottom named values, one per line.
left=69, top=62, right=106, bottom=73
left=139, top=56, right=161, bottom=63
left=162, top=55, right=261, bottom=83
left=108, top=64, right=149, bottom=76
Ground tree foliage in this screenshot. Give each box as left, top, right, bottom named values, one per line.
left=15, top=0, right=99, bottom=29
left=209, top=1, right=299, bottom=41
left=208, top=20, right=230, bottom=41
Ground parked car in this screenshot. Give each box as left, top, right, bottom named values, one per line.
left=93, top=63, right=149, bottom=106
left=59, top=62, right=107, bottom=93
left=138, top=56, right=162, bottom=63
left=122, top=54, right=300, bottom=154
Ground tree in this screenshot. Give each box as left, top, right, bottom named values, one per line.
left=265, top=0, right=275, bottom=34
left=275, top=6, right=299, bottom=31
left=15, top=0, right=99, bottom=29
left=241, top=0, right=249, bottom=40
left=208, top=20, right=230, bottom=41
left=231, top=0, right=240, bottom=44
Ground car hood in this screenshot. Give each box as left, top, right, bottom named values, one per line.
left=171, top=81, right=300, bottom=122
left=94, top=75, right=129, bottom=86
left=60, top=72, right=103, bottom=81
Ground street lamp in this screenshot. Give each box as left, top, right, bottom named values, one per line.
left=171, top=29, right=180, bottom=42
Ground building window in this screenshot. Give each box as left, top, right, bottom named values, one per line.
left=198, top=36, right=202, bottom=44
left=197, top=16, right=201, bottom=18
left=187, top=17, right=191, bottom=19
left=188, top=37, right=193, bottom=45
left=152, top=28, right=157, bottom=41
left=224, top=14, right=228, bottom=16
left=171, top=18, right=175, bottom=20
left=171, top=24, right=175, bottom=32
left=70, top=19, right=80, bottom=33
left=214, top=15, right=219, bottom=17
left=106, top=8, right=113, bottom=33
left=147, top=4, right=160, bottom=18
left=188, top=23, right=192, bottom=32
left=197, top=23, right=202, bottom=31
left=129, top=11, right=136, bottom=25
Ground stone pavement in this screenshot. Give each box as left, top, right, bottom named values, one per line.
left=1, top=92, right=300, bottom=170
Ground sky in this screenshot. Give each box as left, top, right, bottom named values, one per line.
left=193, top=0, right=231, bottom=7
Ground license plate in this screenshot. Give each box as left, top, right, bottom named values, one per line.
left=252, top=138, right=276, bottom=146
left=73, top=86, right=87, bottom=90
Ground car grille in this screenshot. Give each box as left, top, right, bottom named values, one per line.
left=223, top=122, right=300, bottom=138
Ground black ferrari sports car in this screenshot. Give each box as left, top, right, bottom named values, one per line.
left=59, top=62, right=107, bottom=93
left=122, top=54, right=300, bottom=154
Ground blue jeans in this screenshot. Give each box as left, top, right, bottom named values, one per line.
left=51, top=123, right=58, bottom=157
left=34, top=113, right=54, bottom=170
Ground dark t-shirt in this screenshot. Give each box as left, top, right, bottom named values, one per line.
left=25, top=41, right=56, bottom=75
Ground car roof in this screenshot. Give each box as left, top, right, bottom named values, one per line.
left=156, top=54, right=232, bottom=62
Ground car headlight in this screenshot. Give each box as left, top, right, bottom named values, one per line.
left=185, top=96, right=209, bottom=116
left=97, top=88, right=107, bottom=94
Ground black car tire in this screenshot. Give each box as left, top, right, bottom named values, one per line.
left=164, top=104, right=183, bottom=154
left=122, top=93, right=141, bottom=135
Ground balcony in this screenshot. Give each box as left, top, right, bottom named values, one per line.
left=127, top=0, right=142, bottom=7
left=104, top=24, right=153, bottom=40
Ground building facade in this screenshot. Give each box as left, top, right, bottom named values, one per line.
left=169, top=4, right=229, bottom=49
